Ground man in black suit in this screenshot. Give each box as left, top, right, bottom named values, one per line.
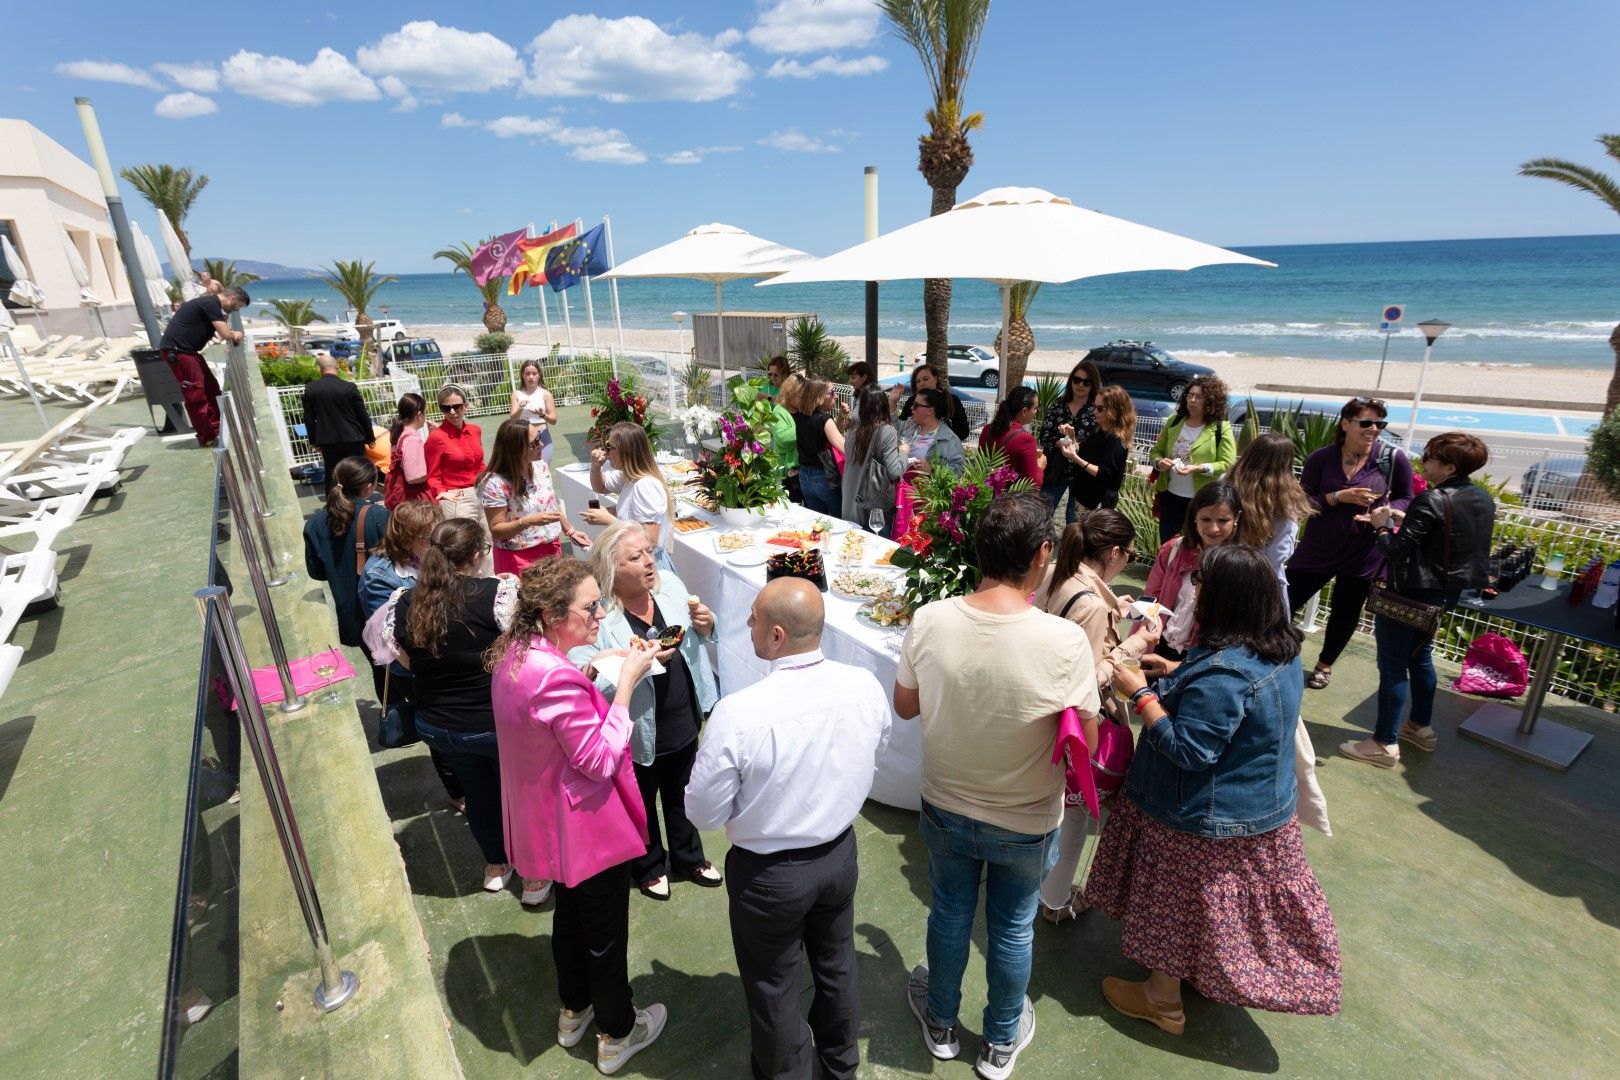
left=301, top=355, right=374, bottom=484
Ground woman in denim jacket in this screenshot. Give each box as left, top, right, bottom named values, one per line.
left=571, top=521, right=722, bottom=902
left=1085, top=545, right=1341, bottom=1036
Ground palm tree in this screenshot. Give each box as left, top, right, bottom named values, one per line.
left=265, top=298, right=327, bottom=353
left=434, top=240, right=509, bottom=333
left=992, top=282, right=1041, bottom=389
left=322, top=259, right=399, bottom=376
left=880, top=0, right=992, bottom=384
left=201, top=258, right=261, bottom=289
left=1520, top=134, right=1620, bottom=419
left=787, top=316, right=851, bottom=381
left=118, top=164, right=209, bottom=255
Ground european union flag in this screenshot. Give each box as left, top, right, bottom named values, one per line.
left=544, top=224, right=610, bottom=292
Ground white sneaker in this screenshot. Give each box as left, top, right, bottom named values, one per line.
left=521, top=879, right=553, bottom=907
left=597, top=1004, right=667, bottom=1075
left=974, top=996, right=1035, bottom=1080
left=483, top=864, right=513, bottom=892
left=558, top=1004, right=594, bottom=1048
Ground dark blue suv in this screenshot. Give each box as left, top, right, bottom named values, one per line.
left=1081, top=341, right=1215, bottom=402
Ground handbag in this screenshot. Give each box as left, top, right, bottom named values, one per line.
left=1365, top=488, right=1453, bottom=635
left=353, top=501, right=377, bottom=575
left=377, top=667, right=421, bottom=749
left=1452, top=632, right=1528, bottom=698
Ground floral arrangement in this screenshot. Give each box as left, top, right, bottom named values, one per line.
left=677, top=403, right=722, bottom=444
left=890, top=448, right=1031, bottom=612
left=695, top=382, right=785, bottom=511
left=588, top=376, right=660, bottom=445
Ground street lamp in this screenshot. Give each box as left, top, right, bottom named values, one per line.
left=1405, top=319, right=1451, bottom=446
left=672, top=310, right=688, bottom=364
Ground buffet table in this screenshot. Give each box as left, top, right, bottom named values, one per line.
left=555, top=459, right=923, bottom=809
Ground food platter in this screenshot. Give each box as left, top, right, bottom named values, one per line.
left=830, top=568, right=901, bottom=600
left=713, top=530, right=756, bottom=553
left=856, top=596, right=910, bottom=629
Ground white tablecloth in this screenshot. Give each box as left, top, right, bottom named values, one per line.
left=555, top=461, right=922, bottom=809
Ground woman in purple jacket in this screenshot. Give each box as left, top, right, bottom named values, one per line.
left=488, top=556, right=669, bottom=1074
left=1284, top=398, right=1414, bottom=690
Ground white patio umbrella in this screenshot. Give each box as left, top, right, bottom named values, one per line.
left=60, top=231, right=109, bottom=339
left=2, top=235, right=47, bottom=335
left=763, top=186, right=1275, bottom=397
left=0, top=284, right=50, bottom=429
left=129, top=222, right=171, bottom=312
left=600, top=223, right=816, bottom=384
left=159, top=210, right=202, bottom=300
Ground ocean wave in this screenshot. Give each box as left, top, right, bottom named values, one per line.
left=1155, top=321, right=1612, bottom=343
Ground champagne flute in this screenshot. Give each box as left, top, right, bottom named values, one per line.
left=314, top=644, right=342, bottom=704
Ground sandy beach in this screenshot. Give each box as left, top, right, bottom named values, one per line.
left=408, top=323, right=1611, bottom=408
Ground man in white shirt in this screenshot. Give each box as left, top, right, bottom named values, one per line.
left=894, top=490, right=1100, bottom=1080
left=686, top=578, right=892, bottom=1080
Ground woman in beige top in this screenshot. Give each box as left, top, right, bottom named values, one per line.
left=1033, top=507, right=1158, bottom=923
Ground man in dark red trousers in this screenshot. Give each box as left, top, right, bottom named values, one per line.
left=158, top=285, right=248, bottom=446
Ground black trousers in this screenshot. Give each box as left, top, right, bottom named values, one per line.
left=319, top=441, right=367, bottom=486
left=553, top=860, right=636, bottom=1039
left=726, top=828, right=861, bottom=1080
left=1286, top=568, right=1374, bottom=667
left=631, top=739, right=706, bottom=883
left=377, top=667, right=463, bottom=801
left=1157, top=490, right=1193, bottom=545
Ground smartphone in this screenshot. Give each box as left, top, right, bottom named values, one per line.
left=587, top=498, right=601, bottom=509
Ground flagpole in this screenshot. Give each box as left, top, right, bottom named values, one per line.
left=576, top=217, right=599, bottom=351
left=603, top=214, right=627, bottom=354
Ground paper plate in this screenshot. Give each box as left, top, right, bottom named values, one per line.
left=559, top=462, right=591, bottom=474
left=728, top=548, right=769, bottom=567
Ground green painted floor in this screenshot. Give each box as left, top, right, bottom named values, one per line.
left=351, top=407, right=1620, bottom=1077
left=0, top=395, right=229, bottom=1076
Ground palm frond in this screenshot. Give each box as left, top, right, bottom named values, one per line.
left=879, top=0, right=992, bottom=127
left=1007, top=281, right=1041, bottom=319
left=1519, top=156, right=1620, bottom=216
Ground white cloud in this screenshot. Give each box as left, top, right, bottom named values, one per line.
left=759, top=128, right=841, bottom=153
left=767, top=54, right=887, bottom=79
left=446, top=112, right=649, bottom=165
left=356, top=21, right=524, bottom=93
left=154, top=92, right=218, bottom=120
left=662, top=145, right=743, bottom=165
left=155, top=63, right=220, bottom=92
left=527, top=15, right=750, bottom=103
left=55, top=60, right=161, bottom=90
left=456, top=206, right=475, bottom=215
left=747, top=0, right=882, bottom=54
left=221, top=47, right=380, bottom=107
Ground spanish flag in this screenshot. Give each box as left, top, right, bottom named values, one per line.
left=507, top=223, right=579, bottom=296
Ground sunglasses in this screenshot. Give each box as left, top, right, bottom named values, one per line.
left=1070, top=376, right=1091, bottom=385
left=442, top=402, right=466, bottom=413
left=1354, top=418, right=1390, bottom=429
left=575, top=598, right=605, bottom=618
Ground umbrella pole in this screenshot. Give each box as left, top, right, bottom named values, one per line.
left=715, top=282, right=726, bottom=389
left=91, top=305, right=108, bottom=341
left=2, top=330, right=52, bottom=431
left=998, top=283, right=1011, bottom=404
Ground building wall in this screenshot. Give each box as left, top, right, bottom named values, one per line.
left=0, top=119, right=136, bottom=337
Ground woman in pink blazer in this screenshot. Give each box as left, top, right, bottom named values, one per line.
left=489, top=556, right=670, bottom=1073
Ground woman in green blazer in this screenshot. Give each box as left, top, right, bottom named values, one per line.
left=1149, top=376, right=1237, bottom=544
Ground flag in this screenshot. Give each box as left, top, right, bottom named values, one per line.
left=544, top=224, right=610, bottom=293
left=469, top=227, right=528, bottom=286
left=507, top=223, right=578, bottom=296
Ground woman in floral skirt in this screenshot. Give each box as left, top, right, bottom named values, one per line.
left=1087, top=543, right=1341, bottom=1035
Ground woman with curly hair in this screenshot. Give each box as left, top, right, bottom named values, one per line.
left=1228, top=432, right=1315, bottom=591
left=1148, top=375, right=1236, bottom=545
left=489, top=555, right=669, bottom=1071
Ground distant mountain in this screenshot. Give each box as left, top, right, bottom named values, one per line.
left=158, top=257, right=323, bottom=279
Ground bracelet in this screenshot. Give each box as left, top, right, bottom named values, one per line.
left=1132, top=692, right=1160, bottom=716
left=1129, top=686, right=1156, bottom=704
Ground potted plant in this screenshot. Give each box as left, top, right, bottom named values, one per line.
left=696, top=383, right=785, bottom=526
left=890, top=449, right=1032, bottom=615
left=587, top=375, right=661, bottom=446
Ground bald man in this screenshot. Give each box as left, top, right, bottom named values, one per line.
left=686, top=579, right=892, bottom=1080
left=301, top=353, right=375, bottom=485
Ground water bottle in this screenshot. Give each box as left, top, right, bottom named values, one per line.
left=1591, top=559, right=1620, bottom=610
left=1540, top=551, right=1566, bottom=590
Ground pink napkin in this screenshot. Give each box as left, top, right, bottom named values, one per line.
left=241, top=651, right=358, bottom=706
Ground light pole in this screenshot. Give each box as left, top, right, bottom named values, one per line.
left=672, top=310, right=687, bottom=364
left=1405, top=318, right=1451, bottom=446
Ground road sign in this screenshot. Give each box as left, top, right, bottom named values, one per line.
left=1379, top=304, right=1405, bottom=333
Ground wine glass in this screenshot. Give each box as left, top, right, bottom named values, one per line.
left=313, top=644, right=343, bottom=704
left=867, top=509, right=886, bottom=538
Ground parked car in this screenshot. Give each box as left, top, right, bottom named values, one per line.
left=1520, top=455, right=1586, bottom=511
left=910, top=344, right=1001, bottom=388
left=370, top=318, right=408, bottom=341
left=377, top=337, right=443, bottom=372
left=1081, top=341, right=1214, bottom=401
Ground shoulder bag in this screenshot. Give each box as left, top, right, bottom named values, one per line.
left=1365, top=488, right=1452, bottom=635
left=354, top=502, right=378, bottom=575
left=376, top=667, right=421, bottom=749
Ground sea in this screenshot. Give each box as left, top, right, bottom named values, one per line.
left=245, top=233, right=1620, bottom=369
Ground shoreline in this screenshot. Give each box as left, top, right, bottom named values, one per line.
left=406, top=323, right=1611, bottom=408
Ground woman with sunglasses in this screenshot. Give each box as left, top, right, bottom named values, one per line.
left=489, top=556, right=669, bottom=1072
left=1284, top=397, right=1415, bottom=691
left=425, top=384, right=493, bottom=575
left=1038, top=359, right=1104, bottom=522
left=479, top=418, right=589, bottom=576
left=1057, top=385, right=1136, bottom=514
left=978, top=385, right=1045, bottom=486
left=897, top=364, right=971, bottom=441
left=573, top=522, right=722, bottom=901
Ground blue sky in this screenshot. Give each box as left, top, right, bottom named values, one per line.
left=12, top=0, right=1620, bottom=272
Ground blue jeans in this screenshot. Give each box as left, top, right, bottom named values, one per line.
left=1372, top=614, right=1437, bottom=745
left=1040, top=472, right=1079, bottom=525
left=919, top=800, right=1059, bottom=1044
left=415, top=718, right=506, bottom=865
left=800, top=469, right=839, bottom=516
